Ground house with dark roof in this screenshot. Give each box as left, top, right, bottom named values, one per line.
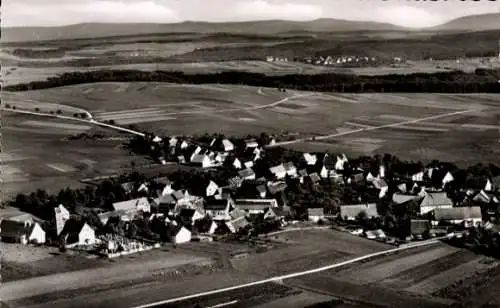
left=0, top=220, right=45, bottom=244
left=410, top=220, right=431, bottom=238
left=238, top=168, right=256, bottom=181
left=340, top=203, right=379, bottom=221
left=194, top=219, right=217, bottom=235
left=61, top=220, right=96, bottom=247
left=179, top=208, right=205, bottom=225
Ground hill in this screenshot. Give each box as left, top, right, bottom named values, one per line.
left=2, top=19, right=405, bottom=43
left=434, top=13, right=500, bottom=31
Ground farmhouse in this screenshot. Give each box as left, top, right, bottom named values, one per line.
left=234, top=199, right=279, bottom=214
left=62, top=220, right=96, bottom=247
left=169, top=224, right=192, bottom=244
left=419, top=192, right=453, bottom=215
left=205, top=198, right=233, bottom=220
left=392, top=194, right=422, bottom=205
left=256, top=184, right=267, bottom=198
left=112, top=197, right=150, bottom=214
left=308, top=208, right=325, bottom=223
left=244, top=161, right=254, bottom=169
left=270, top=164, right=287, bottom=180
left=0, top=221, right=45, bottom=244
left=98, top=210, right=130, bottom=225
left=340, top=203, right=378, bottom=221
left=432, top=207, right=482, bottom=227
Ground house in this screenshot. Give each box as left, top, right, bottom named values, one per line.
left=485, top=179, right=493, bottom=192
left=222, top=139, right=234, bottom=152
left=298, top=169, right=308, bottom=183
left=392, top=194, right=422, bottom=205
left=177, top=155, right=186, bottom=164
left=412, top=171, right=424, bottom=182
left=234, top=199, right=278, bottom=214
left=239, top=168, right=256, bottom=181
left=180, top=140, right=189, bottom=149
left=335, top=154, right=348, bottom=170
left=61, top=220, right=96, bottom=246
left=270, top=164, right=287, bottom=180
left=308, top=208, right=325, bottom=223
left=366, top=172, right=376, bottom=182
left=206, top=180, right=219, bottom=197
left=169, top=137, right=178, bottom=148
left=169, top=224, right=192, bottom=244
left=54, top=204, right=70, bottom=236
left=419, top=192, right=453, bottom=215
left=257, top=185, right=267, bottom=198
left=112, top=197, right=150, bottom=214
left=253, top=147, right=263, bottom=161
left=410, top=220, right=431, bottom=238
left=432, top=207, right=482, bottom=227
left=121, top=182, right=134, bottom=194
left=232, top=158, right=242, bottom=169
left=191, top=154, right=213, bottom=168
left=284, top=162, right=297, bottom=177
left=205, top=198, right=233, bottom=220
left=244, top=161, right=254, bottom=169
left=227, top=215, right=250, bottom=234
left=0, top=220, right=45, bottom=244
left=442, top=171, right=454, bottom=186
left=245, top=139, right=259, bottom=148
left=472, top=190, right=491, bottom=204
left=340, top=203, right=378, bottom=221
left=264, top=207, right=278, bottom=220
left=365, top=229, right=386, bottom=240
left=303, top=153, right=317, bottom=166
left=228, top=176, right=244, bottom=189
left=190, top=146, right=203, bottom=161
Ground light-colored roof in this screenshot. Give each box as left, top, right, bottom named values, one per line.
left=238, top=168, right=255, bottom=178
left=112, top=197, right=149, bottom=212
left=411, top=220, right=431, bottom=234
left=340, top=203, right=378, bottom=218
left=420, top=192, right=453, bottom=207
left=235, top=199, right=277, bottom=211
left=433, top=207, right=482, bottom=221
left=308, top=207, right=325, bottom=216
left=191, top=154, right=209, bottom=164
left=392, top=194, right=421, bottom=205
left=270, top=164, right=286, bottom=175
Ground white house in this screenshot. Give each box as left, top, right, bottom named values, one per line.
left=244, top=161, right=254, bottom=169
left=379, top=165, right=386, bottom=179
left=335, top=154, right=348, bottom=170
left=238, top=168, right=256, bottom=181
left=270, top=164, right=287, bottom=180
left=222, top=139, right=234, bottom=152
left=205, top=199, right=233, bottom=220
left=256, top=185, right=267, bottom=198
left=432, top=207, right=482, bottom=228
left=27, top=222, right=46, bottom=244
left=340, top=203, right=378, bottom=221
left=206, top=180, right=219, bottom=197
left=442, top=171, right=454, bottom=186
left=232, top=158, right=242, bottom=170
left=366, top=172, right=376, bottom=182
left=245, top=139, right=259, bottom=148
left=412, top=171, right=424, bottom=182
left=307, top=208, right=325, bottom=223
left=1, top=220, right=46, bottom=244
left=54, top=204, right=70, bottom=236
left=234, top=199, right=278, bottom=214
left=63, top=221, right=96, bottom=247
left=485, top=179, right=493, bottom=192
left=172, top=225, right=192, bottom=244
left=180, top=140, right=189, bottom=149
left=303, top=153, right=317, bottom=165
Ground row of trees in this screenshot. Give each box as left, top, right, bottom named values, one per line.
left=4, top=69, right=500, bottom=93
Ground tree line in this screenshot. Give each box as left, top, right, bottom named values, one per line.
left=4, top=69, right=500, bottom=93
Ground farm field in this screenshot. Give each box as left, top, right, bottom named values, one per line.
left=286, top=243, right=500, bottom=308
left=5, top=83, right=500, bottom=167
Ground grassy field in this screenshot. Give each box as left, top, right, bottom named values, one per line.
left=5, top=83, right=500, bottom=168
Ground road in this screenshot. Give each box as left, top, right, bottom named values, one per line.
left=269, top=107, right=486, bottom=147
left=132, top=239, right=445, bottom=308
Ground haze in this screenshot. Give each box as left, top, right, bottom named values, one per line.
left=3, top=0, right=499, bottom=28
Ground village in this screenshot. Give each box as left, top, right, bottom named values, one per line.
left=2, top=130, right=500, bottom=260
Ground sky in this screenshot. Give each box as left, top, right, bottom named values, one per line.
left=3, top=0, right=499, bottom=28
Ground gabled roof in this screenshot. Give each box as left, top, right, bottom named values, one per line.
left=191, top=154, right=209, bottom=164
left=194, top=219, right=215, bottom=233
left=98, top=210, right=127, bottom=222
left=159, top=194, right=176, bottom=204
left=230, top=216, right=250, bottom=231
left=372, top=179, right=388, bottom=189
left=205, top=198, right=231, bottom=211
left=392, top=194, right=422, bottom=205
left=172, top=190, right=186, bottom=201
left=61, top=219, right=90, bottom=236
left=121, top=182, right=134, bottom=193
left=270, top=164, right=286, bottom=175
left=112, top=197, right=149, bottom=212
left=267, top=181, right=288, bottom=194
left=0, top=220, right=30, bottom=238
left=433, top=207, right=482, bottom=221
left=420, top=192, right=453, bottom=207
left=323, top=154, right=336, bottom=169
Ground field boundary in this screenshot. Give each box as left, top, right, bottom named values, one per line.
left=132, top=238, right=445, bottom=308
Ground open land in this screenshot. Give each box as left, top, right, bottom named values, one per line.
left=4, top=83, right=500, bottom=171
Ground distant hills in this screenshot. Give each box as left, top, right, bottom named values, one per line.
left=433, top=13, right=500, bottom=32
left=3, top=13, right=500, bottom=43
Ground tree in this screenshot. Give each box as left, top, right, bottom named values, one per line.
left=35, top=107, right=40, bottom=112
left=109, top=119, right=115, bottom=125
left=5, top=104, right=11, bottom=108
left=73, top=113, right=78, bottom=118
left=56, top=109, right=62, bottom=114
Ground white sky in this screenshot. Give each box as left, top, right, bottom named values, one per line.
left=3, top=0, right=499, bottom=28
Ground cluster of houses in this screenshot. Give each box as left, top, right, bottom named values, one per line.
left=3, top=131, right=500, bottom=250
left=265, top=56, right=289, bottom=63
left=299, top=55, right=404, bottom=67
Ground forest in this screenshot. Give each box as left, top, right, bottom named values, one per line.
left=4, top=69, right=500, bottom=93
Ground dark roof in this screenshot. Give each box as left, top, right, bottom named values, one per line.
left=0, top=220, right=29, bottom=238
left=61, top=219, right=87, bottom=236
left=179, top=208, right=196, bottom=219
left=323, top=154, right=336, bottom=169
left=154, top=176, right=172, bottom=186
left=194, top=219, right=214, bottom=233
left=238, top=168, right=255, bottom=178
left=205, top=198, right=230, bottom=210
left=433, top=207, right=482, bottom=221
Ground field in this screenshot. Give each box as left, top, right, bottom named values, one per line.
left=286, top=243, right=500, bottom=308
left=5, top=83, right=500, bottom=169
